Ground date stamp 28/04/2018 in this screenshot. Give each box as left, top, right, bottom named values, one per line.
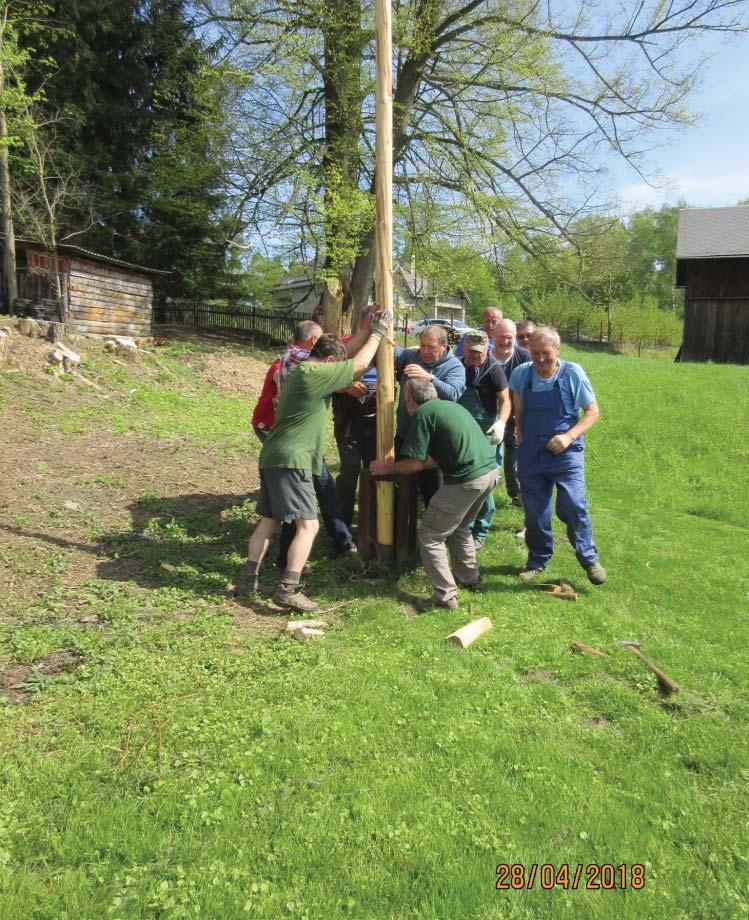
left=496, top=863, right=646, bottom=891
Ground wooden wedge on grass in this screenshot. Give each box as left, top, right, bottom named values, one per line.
left=538, top=581, right=578, bottom=601
left=446, top=617, right=493, bottom=649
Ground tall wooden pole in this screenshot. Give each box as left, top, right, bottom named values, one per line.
left=374, top=0, right=395, bottom=558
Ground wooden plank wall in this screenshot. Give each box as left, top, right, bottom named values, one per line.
left=66, top=259, right=153, bottom=337
left=682, top=259, right=749, bottom=364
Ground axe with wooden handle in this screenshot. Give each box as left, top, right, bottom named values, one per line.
left=618, top=640, right=679, bottom=693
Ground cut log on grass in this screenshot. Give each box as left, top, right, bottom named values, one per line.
left=291, top=626, right=325, bottom=643
left=446, top=617, right=493, bottom=649
left=571, top=641, right=609, bottom=658
left=284, top=619, right=330, bottom=633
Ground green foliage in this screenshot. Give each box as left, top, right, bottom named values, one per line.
left=15, top=0, right=235, bottom=298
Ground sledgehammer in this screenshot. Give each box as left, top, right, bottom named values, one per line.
left=617, top=640, right=679, bottom=694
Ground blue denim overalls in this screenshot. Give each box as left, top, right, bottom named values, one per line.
left=518, top=363, right=598, bottom=570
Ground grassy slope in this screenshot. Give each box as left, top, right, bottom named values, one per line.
left=1, top=344, right=748, bottom=919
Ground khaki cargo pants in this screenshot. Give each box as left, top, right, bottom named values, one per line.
left=418, top=468, right=498, bottom=604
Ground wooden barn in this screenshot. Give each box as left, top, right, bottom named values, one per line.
left=1, top=238, right=168, bottom=338
left=676, top=206, right=749, bottom=364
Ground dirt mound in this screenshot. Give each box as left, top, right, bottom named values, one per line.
left=196, top=351, right=271, bottom=397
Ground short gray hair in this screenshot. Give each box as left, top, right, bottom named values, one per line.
left=293, top=320, right=323, bottom=344
left=404, top=378, right=438, bottom=405
left=419, top=325, right=448, bottom=346
left=529, top=325, right=560, bottom=349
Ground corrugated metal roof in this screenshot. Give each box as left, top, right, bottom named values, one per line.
left=677, top=206, right=749, bottom=259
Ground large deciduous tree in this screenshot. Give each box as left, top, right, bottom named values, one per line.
left=196, top=0, right=746, bottom=330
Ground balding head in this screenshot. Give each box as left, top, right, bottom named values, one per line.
left=492, top=318, right=517, bottom=360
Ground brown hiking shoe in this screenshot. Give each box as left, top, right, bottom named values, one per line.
left=271, top=587, right=320, bottom=613
left=585, top=562, right=607, bottom=585
left=231, top=564, right=259, bottom=598
left=518, top=566, right=544, bottom=582
left=413, top=596, right=459, bottom=613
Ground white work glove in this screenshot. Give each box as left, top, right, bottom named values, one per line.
left=370, top=309, right=393, bottom=341
left=486, top=419, right=505, bottom=445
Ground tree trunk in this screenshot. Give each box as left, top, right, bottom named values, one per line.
left=0, top=55, right=18, bottom=313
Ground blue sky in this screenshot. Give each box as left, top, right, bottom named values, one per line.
left=609, top=32, right=749, bottom=213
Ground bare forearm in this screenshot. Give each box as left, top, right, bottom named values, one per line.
left=370, top=456, right=433, bottom=477
left=567, top=403, right=599, bottom=441
left=344, top=327, right=369, bottom=357
left=352, top=334, right=381, bottom=376
left=497, top=389, right=511, bottom=424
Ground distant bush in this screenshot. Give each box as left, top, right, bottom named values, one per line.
left=527, top=293, right=682, bottom=347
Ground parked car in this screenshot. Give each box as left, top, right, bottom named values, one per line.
left=411, top=317, right=477, bottom=344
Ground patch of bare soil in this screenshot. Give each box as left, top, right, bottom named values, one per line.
left=196, top=351, right=270, bottom=398
left=523, top=668, right=561, bottom=684
left=0, top=345, right=278, bottom=635
left=580, top=716, right=613, bottom=731
left=0, top=650, right=82, bottom=702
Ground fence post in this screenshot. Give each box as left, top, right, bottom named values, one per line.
left=599, top=320, right=603, bottom=344
left=576, top=320, right=580, bottom=343
left=193, top=303, right=198, bottom=329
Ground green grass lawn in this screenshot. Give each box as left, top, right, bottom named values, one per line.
left=1, top=340, right=748, bottom=919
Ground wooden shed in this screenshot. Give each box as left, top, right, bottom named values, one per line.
left=2, top=238, right=168, bottom=338
left=676, top=206, right=749, bottom=364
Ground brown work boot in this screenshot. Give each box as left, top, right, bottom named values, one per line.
left=271, top=586, right=320, bottom=613
left=273, top=568, right=319, bottom=612
left=413, top=596, right=459, bottom=613
left=585, top=562, right=607, bottom=585
left=231, top=561, right=260, bottom=598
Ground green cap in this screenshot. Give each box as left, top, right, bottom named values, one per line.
left=464, top=331, right=489, bottom=351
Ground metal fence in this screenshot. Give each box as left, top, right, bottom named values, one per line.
left=155, top=302, right=312, bottom=344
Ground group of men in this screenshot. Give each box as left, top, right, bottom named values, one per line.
left=237, top=305, right=606, bottom=614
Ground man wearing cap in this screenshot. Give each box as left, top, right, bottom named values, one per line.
left=457, top=331, right=511, bottom=550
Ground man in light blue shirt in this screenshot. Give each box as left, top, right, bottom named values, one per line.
left=509, top=326, right=606, bottom=585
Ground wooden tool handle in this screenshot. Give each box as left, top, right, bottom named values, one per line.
left=571, top=641, right=608, bottom=658
left=628, top=647, right=679, bottom=693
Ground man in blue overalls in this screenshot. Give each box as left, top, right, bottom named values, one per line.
left=509, top=326, right=607, bottom=585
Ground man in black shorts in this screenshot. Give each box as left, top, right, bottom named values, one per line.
left=233, top=310, right=391, bottom=612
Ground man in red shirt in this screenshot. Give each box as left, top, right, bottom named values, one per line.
left=252, top=358, right=281, bottom=441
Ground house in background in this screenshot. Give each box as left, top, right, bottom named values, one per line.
left=676, top=206, right=749, bottom=364
left=0, top=237, right=168, bottom=337
left=270, top=261, right=469, bottom=325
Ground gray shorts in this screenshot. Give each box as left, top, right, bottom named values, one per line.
left=257, top=468, right=318, bottom=522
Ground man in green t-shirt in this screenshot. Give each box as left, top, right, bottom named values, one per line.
left=233, top=310, right=392, bottom=613
left=370, top=378, right=498, bottom=612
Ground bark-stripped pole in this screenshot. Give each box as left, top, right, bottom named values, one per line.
left=374, top=0, right=395, bottom=558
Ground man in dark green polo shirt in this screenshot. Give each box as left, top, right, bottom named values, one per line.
left=234, top=310, right=391, bottom=612
left=370, top=378, right=498, bottom=611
